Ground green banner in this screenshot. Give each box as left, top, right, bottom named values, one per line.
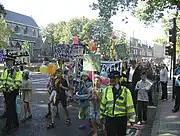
left=83, top=54, right=100, bottom=72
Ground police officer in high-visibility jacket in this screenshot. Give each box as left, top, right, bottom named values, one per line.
left=0, top=54, right=22, bottom=133
left=100, top=71, right=136, bottom=136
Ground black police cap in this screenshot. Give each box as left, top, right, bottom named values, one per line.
left=108, top=71, right=121, bottom=79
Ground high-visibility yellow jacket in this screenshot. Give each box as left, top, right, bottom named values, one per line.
left=0, top=69, right=22, bottom=92
left=100, top=86, right=136, bottom=122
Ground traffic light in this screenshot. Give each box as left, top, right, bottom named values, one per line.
left=169, top=28, right=176, bottom=43
left=165, top=46, right=172, bottom=56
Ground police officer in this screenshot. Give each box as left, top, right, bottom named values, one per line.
left=0, top=54, right=22, bottom=133
left=100, top=71, right=136, bottom=136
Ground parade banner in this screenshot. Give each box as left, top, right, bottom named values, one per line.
left=101, top=61, right=122, bottom=75
left=83, top=54, right=100, bottom=72
left=54, top=44, right=84, bottom=60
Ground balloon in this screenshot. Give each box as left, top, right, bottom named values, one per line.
left=100, top=71, right=108, bottom=78
left=67, top=64, right=71, bottom=69
left=88, top=40, right=97, bottom=51
left=91, top=45, right=97, bottom=51
left=48, top=63, right=56, bottom=75
left=39, top=65, right=48, bottom=74
left=101, top=77, right=110, bottom=85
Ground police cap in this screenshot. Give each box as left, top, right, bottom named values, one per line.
left=108, top=71, right=121, bottom=79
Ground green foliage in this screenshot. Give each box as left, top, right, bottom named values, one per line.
left=135, top=0, right=180, bottom=54
left=0, top=4, right=6, bottom=17
left=136, top=0, right=180, bottom=25
left=153, top=37, right=168, bottom=45
left=41, top=23, right=56, bottom=44
left=41, top=18, right=114, bottom=58
left=90, top=0, right=138, bottom=21
left=0, top=18, right=14, bottom=48
left=162, top=15, right=180, bottom=54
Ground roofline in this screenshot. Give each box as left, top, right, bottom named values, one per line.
left=6, top=20, right=40, bottom=29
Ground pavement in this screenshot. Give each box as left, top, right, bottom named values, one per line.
left=0, top=74, right=160, bottom=136
left=151, top=80, right=180, bottom=136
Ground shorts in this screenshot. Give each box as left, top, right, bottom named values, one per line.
left=78, top=107, right=89, bottom=120
left=89, top=105, right=100, bottom=120
left=56, top=94, right=67, bottom=108
left=89, top=111, right=100, bottom=121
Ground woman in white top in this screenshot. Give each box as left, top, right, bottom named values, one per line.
left=20, top=70, right=32, bottom=123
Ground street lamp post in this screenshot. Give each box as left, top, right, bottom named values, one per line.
left=172, top=6, right=179, bottom=99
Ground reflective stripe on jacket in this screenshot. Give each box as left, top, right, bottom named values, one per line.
left=100, top=86, right=136, bottom=122
left=0, top=69, right=22, bottom=92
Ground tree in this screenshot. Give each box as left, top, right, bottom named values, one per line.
left=81, top=19, right=113, bottom=57
left=0, top=4, right=14, bottom=48
left=0, top=4, right=6, bottom=17
left=67, top=17, right=89, bottom=37
left=90, top=0, right=138, bottom=21
left=153, top=37, right=168, bottom=45
left=136, top=0, right=180, bottom=25
left=0, top=18, right=14, bottom=48
left=41, top=23, right=56, bottom=44
left=160, top=15, right=180, bottom=54
left=135, top=1, right=180, bottom=54
left=53, top=21, right=72, bottom=44
left=114, top=32, right=130, bottom=60
left=41, top=18, right=114, bottom=58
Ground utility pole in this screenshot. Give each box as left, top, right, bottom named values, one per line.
left=172, top=17, right=176, bottom=99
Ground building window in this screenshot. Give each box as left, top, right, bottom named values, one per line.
left=24, top=27, right=28, bottom=34
left=33, top=30, right=36, bottom=36
left=14, top=26, right=19, bottom=33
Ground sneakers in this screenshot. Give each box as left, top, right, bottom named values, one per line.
left=45, top=113, right=51, bottom=118
left=137, top=121, right=142, bottom=125
left=137, top=120, right=146, bottom=125
left=142, top=120, right=146, bottom=124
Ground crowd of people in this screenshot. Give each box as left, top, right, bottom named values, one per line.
left=1, top=53, right=179, bottom=136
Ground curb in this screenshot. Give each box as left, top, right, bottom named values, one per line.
left=150, top=92, right=161, bottom=136
left=150, top=87, right=172, bottom=136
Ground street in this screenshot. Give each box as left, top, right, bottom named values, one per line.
left=0, top=73, right=150, bottom=136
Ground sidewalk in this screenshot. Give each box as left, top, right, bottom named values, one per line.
left=151, top=86, right=180, bottom=136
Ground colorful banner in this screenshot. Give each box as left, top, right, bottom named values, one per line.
left=101, top=61, right=122, bottom=75
left=83, top=54, right=101, bottom=72
left=54, top=44, right=84, bottom=60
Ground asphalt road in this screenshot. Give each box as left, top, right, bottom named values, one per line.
left=0, top=73, right=148, bottom=136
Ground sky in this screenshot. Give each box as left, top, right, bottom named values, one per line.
left=1, top=0, right=166, bottom=44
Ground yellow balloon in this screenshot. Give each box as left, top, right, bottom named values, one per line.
left=40, top=65, right=48, bottom=74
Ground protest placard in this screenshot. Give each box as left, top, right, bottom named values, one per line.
left=100, top=61, right=122, bottom=75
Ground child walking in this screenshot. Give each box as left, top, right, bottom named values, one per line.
left=45, top=74, right=59, bottom=118
left=20, top=70, right=32, bottom=123
left=89, top=75, right=104, bottom=136
left=47, top=69, right=71, bottom=129
left=135, top=71, right=152, bottom=125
